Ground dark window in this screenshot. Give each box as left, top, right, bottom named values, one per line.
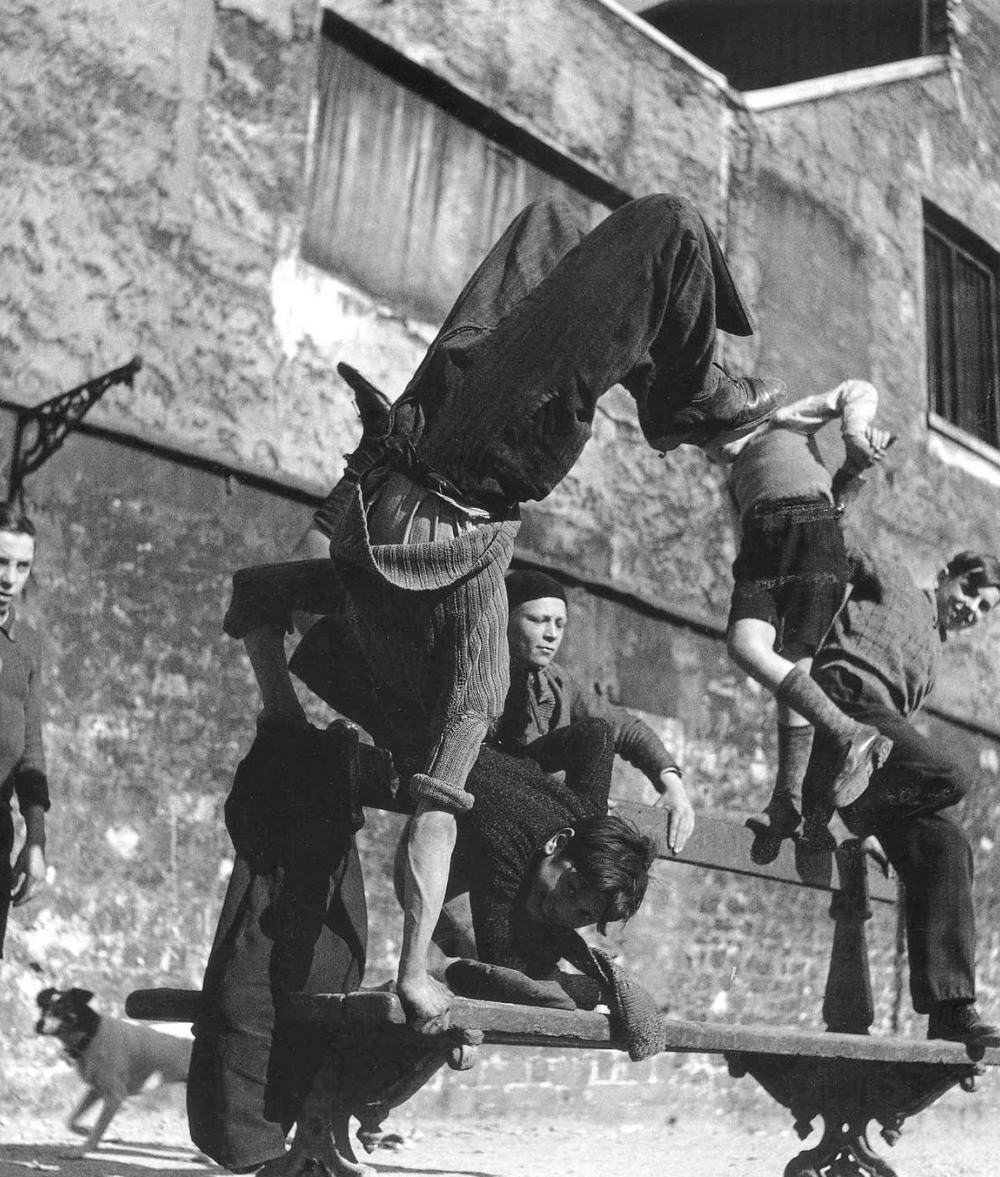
left=924, top=203, right=1000, bottom=450
left=639, top=0, right=949, bottom=90
left=302, top=16, right=612, bottom=324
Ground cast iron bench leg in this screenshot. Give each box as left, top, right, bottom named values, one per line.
left=823, top=839, right=874, bottom=1035
left=783, top=1115, right=898, bottom=1177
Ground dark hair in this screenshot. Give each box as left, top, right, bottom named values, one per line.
left=0, top=503, right=36, bottom=538
left=562, top=815, right=656, bottom=934
left=945, top=550, right=1000, bottom=591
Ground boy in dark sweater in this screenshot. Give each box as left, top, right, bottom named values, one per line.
left=493, top=568, right=694, bottom=853
left=447, top=722, right=654, bottom=984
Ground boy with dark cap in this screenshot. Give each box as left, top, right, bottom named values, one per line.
left=494, top=568, right=693, bottom=853
left=807, top=546, right=1000, bottom=1044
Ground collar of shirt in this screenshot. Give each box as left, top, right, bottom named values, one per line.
left=925, top=588, right=948, bottom=642
left=0, top=606, right=18, bottom=643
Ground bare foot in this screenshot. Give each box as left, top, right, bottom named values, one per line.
left=257, top=1148, right=374, bottom=1177
left=397, top=972, right=453, bottom=1034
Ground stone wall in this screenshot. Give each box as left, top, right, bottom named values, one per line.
left=4, top=0, right=1000, bottom=1115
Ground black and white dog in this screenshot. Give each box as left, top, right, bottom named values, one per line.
left=35, top=987, right=192, bottom=1154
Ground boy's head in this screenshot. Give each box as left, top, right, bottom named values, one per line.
left=0, top=502, right=36, bottom=623
left=521, top=815, right=656, bottom=933
left=936, top=551, right=1000, bottom=635
left=505, top=569, right=568, bottom=670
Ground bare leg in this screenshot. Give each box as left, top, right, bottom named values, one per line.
left=727, top=617, right=797, bottom=694
left=396, top=804, right=457, bottom=1032
left=243, top=625, right=307, bottom=725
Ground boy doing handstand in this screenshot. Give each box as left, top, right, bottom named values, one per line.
left=705, top=379, right=895, bottom=857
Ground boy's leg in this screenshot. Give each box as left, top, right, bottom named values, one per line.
left=745, top=718, right=814, bottom=862
left=874, top=812, right=996, bottom=1043
left=727, top=622, right=891, bottom=822
left=415, top=194, right=784, bottom=500
left=522, top=718, right=616, bottom=797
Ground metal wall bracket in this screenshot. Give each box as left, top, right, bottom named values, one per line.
left=7, top=355, right=142, bottom=501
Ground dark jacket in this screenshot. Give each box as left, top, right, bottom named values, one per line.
left=492, top=661, right=679, bottom=782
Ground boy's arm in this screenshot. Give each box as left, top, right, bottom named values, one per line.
left=771, top=379, right=879, bottom=440
left=565, top=672, right=693, bottom=852
left=11, top=806, right=46, bottom=905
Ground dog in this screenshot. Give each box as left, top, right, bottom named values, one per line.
left=36, top=987, right=192, bottom=1154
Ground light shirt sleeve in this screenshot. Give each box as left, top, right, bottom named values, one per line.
left=770, top=380, right=879, bottom=439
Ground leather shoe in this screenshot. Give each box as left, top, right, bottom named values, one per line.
left=928, top=1002, right=1000, bottom=1047
left=657, top=365, right=787, bottom=451
left=337, top=361, right=392, bottom=436
left=746, top=797, right=801, bottom=865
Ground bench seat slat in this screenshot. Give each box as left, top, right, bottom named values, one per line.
left=613, top=803, right=897, bottom=903
left=126, top=988, right=999, bottom=1066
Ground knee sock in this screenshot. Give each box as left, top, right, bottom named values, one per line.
left=770, top=723, right=814, bottom=812
left=774, top=666, right=859, bottom=743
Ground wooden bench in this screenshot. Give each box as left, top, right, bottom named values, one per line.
left=128, top=790, right=1000, bottom=1177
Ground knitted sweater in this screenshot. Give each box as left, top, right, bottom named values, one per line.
left=456, top=745, right=609, bottom=973
left=812, top=548, right=941, bottom=718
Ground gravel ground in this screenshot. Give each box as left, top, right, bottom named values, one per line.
left=0, top=1094, right=998, bottom=1177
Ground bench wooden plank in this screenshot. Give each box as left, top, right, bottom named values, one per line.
left=613, top=802, right=897, bottom=903
left=126, top=988, right=1000, bottom=1067
left=353, top=760, right=898, bottom=903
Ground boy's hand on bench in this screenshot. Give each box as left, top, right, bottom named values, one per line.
left=652, top=770, right=695, bottom=854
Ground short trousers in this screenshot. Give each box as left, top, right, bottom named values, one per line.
left=728, top=496, right=848, bottom=659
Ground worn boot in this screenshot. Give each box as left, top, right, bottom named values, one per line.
left=659, top=364, right=787, bottom=451
left=337, top=361, right=392, bottom=449
left=927, top=1001, right=1000, bottom=1048
left=746, top=723, right=813, bottom=864
left=314, top=364, right=394, bottom=535
left=774, top=667, right=893, bottom=811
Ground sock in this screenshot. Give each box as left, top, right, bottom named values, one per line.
left=774, top=667, right=859, bottom=743
left=770, top=723, right=814, bottom=813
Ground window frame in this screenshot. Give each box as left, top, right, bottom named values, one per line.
left=923, top=200, right=1000, bottom=460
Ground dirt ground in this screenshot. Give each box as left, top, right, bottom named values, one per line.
left=1, top=1091, right=999, bottom=1177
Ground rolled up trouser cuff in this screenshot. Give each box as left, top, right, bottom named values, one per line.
left=223, top=560, right=347, bottom=639
left=409, top=773, right=475, bottom=815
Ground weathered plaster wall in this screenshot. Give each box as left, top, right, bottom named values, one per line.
left=1, top=0, right=426, bottom=494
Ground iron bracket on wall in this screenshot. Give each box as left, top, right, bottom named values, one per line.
left=7, top=355, right=142, bottom=501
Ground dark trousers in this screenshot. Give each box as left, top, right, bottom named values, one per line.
left=188, top=727, right=368, bottom=1172
left=813, top=666, right=976, bottom=1012
left=404, top=194, right=737, bottom=506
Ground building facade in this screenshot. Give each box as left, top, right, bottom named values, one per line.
left=3, top=0, right=1000, bottom=1109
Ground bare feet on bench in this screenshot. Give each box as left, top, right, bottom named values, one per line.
left=257, top=1108, right=375, bottom=1177
left=397, top=972, right=453, bottom=1034
left=258, top=1153, right=372, bottom=1177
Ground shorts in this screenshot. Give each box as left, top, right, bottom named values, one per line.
left=728, top=496, right=848, bottom=659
